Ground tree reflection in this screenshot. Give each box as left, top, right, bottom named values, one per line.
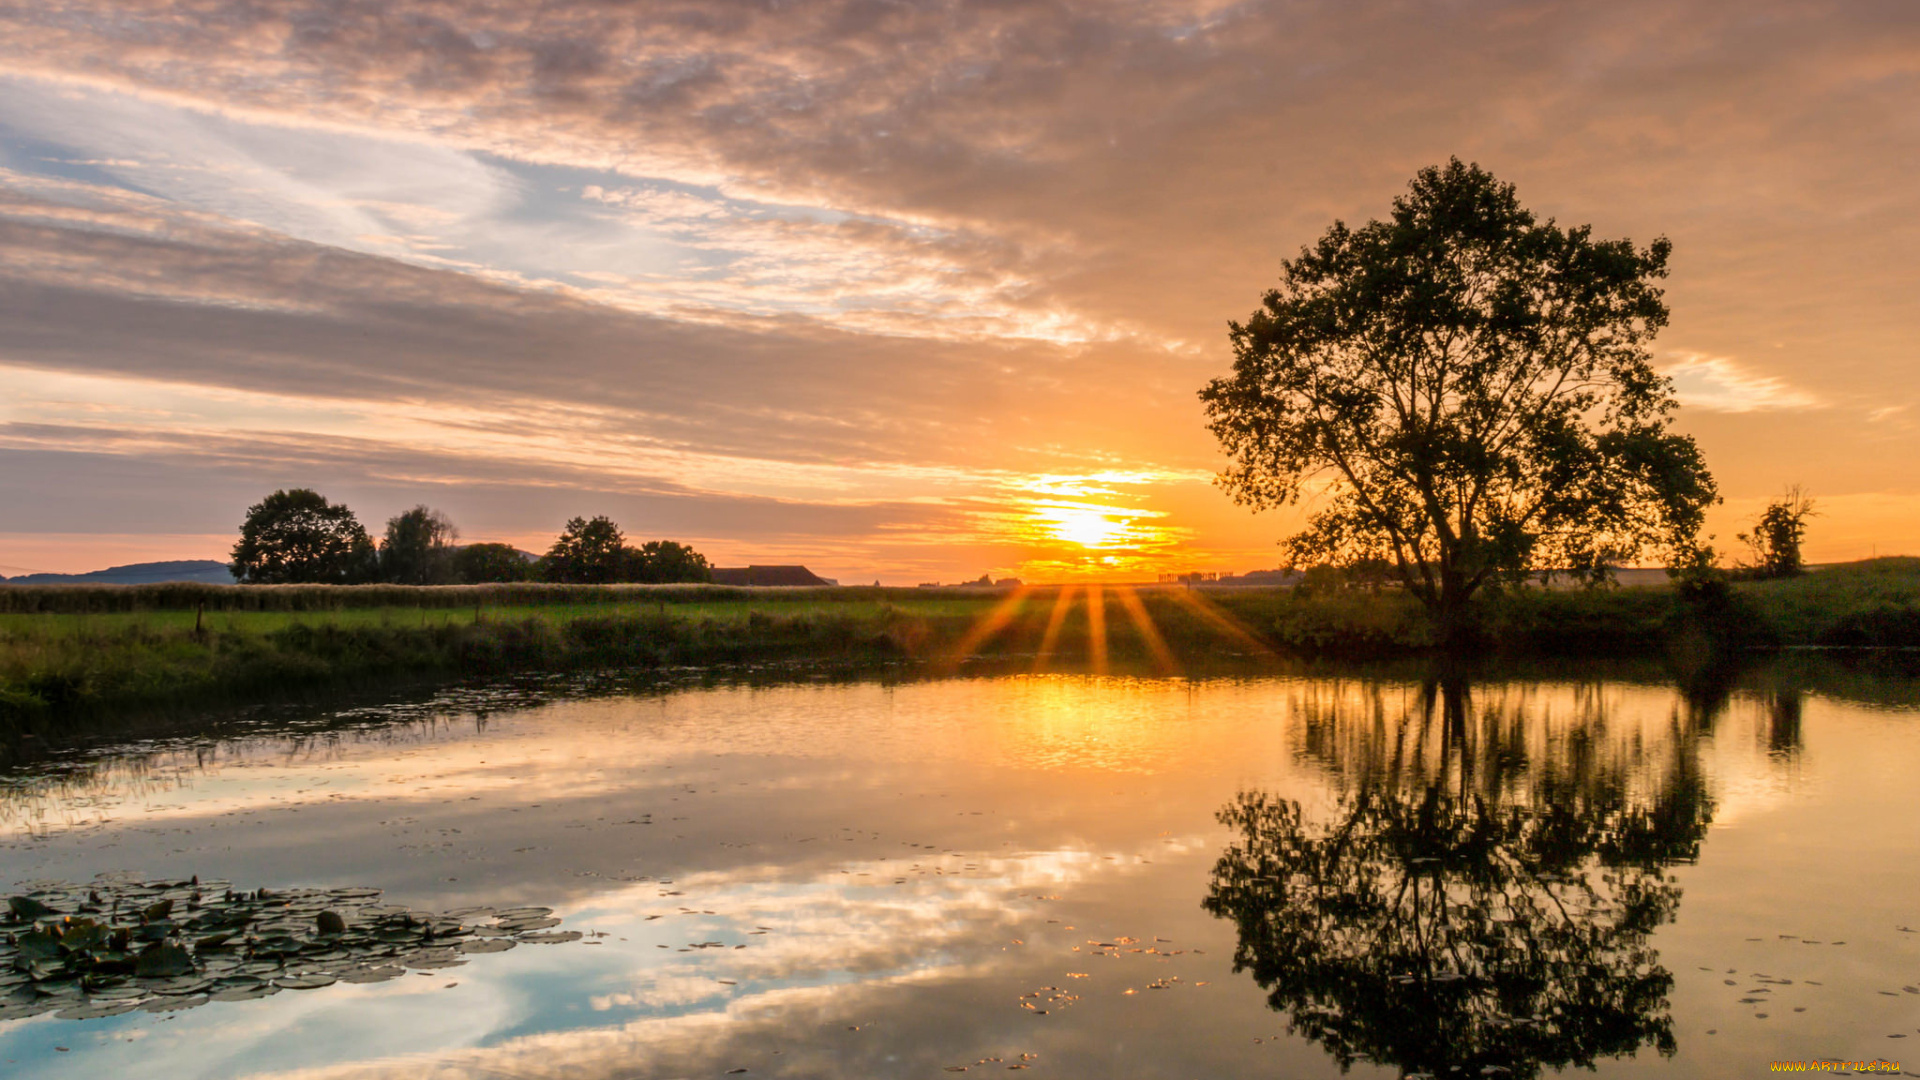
left=1203, top=678, right=1713, bottom=1078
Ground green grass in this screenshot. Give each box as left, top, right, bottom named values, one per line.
left=6, top=560, right=1918, bottom=747
left=1737, top=557, right=1920, bottom=647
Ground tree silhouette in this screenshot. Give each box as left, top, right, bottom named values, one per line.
left=542, top=516, right=627, bottom=584
left=1738, top=487, right=1817, bottom=579
left=625, top=540, right=712, bottom=584
left=1200, top=160, right=1717, bottom=642
left=450, top=542, right=532, bottom=584
left=378, top=506, right=458, bottom=585
left=1204, top=678, right=1712, bottom=1078
left=229, top=489, right=377, bottom=584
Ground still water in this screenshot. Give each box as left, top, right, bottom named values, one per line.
left=2, top=662, right=1919, bottom=1078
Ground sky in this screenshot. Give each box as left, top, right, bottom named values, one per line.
left=0, top=0, right=1914, bottom=583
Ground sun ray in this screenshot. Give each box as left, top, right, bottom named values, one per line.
left=1113, top=586, right=1178, bottom=675
left=1162, top=587, right=1278, bottom=659
left=1086, top=584, right=1109, bottom=676
left=1034, top=585, right=1077, bottom=671
left=945, top=585, right=1031, bottom=668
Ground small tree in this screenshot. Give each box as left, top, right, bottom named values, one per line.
left=451, top=542, right=533, bottom=584
left=625, top=540, right=712, bottom=584
left=379, top=506, right=458, bottom=585
left=230, top=489, right=377, bottom=584
left=542, top=516, right=628, bottom=584
left=1738, top=487, right=1817, bottom=579
left=1200, top=160, right=1717, bottom=641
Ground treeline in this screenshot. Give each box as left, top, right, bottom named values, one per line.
left=228, top=489, right=712, bottom=587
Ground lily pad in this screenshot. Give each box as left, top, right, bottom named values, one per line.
left=274, top=974, right=338, bottom=990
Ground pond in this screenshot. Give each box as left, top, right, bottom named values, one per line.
left=2, top=660, right=1919, bottom=1079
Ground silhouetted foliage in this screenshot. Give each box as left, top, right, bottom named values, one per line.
left=450, top=543, right=533, bottom=584
left=1738, top=487, right=1817, bottom=579
left=541, top=517, right=627, bottom=584
left=378, top=506, right=458, bottom=585
left=229, top=489, right=377, bottom=585
left=1204, top=678, right=1712, bottom=1078
left=1201, top=160, right=1717, bottom=641
left=624, top=540, right=712, bottom=584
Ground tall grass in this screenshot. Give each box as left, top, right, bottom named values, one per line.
left=6, top=560, right=1918, bottom=744
left=1738, top=557, right=1920, bottom=646
left=0, top=581, right=1002, bottom=614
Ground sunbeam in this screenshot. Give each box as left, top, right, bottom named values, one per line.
left=1085, top=584, right=1108, bottom=676
left=1162, top=587, right=1278, bottom=659
left=1034, top=585, right=1077, bottom=670
left=944, top=585, right=1032, bottom=669
left=1113, top=586, right=1177, bottom=676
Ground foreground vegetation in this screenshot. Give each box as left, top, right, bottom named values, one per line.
left=3, top=559, right=1917, bottom=744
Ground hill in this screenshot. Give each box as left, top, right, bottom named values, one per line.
left=1, top=559, right=235, bottom=586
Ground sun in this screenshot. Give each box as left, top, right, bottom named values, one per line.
left=1031, top=503, right=1130, bottom=549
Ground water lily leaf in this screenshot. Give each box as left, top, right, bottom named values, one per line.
left=56, top=1000, right=142, bottom=1020
left=458, top=939, right=515, bottom=954
left=16, top=930, right=61, bottom=963
left=134, top=942, right=195, bottom=979
left=210, top=985, right=281, bottom=1002
left=518, top=931, right=583, bottom=944
left=498, top=917, right=562, bottom=932
left=337, top=966, right=406, bottom=984
left=275, top=973, right=338, bottom=990
left=141, top=994, right=208, bottom=1012
left=8, top=897, right=55, bottom=920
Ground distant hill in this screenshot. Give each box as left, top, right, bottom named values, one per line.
left=1, top=559, right=236, bottom=586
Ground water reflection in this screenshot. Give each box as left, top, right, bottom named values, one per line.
left=3, top=662, right=1917, bottom=1078
left=1204, top=678, right=1714, bottom=1079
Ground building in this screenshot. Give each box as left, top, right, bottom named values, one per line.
left=709, top=565, right=834, bottom=587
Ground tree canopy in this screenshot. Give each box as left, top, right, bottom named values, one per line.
left=450, top=542, right=533, bottom=584
left=1738, top=487, right=1817, bottom=579
left=379, top=506, right=458, bottom=585
left=625, top=540, right=712, bottom=584
left=229, top=489, right=377, bottom=584
left=1201, top=160, right=1717, bottom=636
left=541, top=516, right=629, bottom=584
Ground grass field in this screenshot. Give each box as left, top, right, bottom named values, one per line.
left=5, top=559, right=1918, bottom=744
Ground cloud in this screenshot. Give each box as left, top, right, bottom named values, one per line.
left=1, top=0, right=1918, bottom=570
left=1661, top=353, right=1822, bottom=413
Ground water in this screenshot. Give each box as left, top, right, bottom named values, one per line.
left=3, top=661, right=1919, bottom=1078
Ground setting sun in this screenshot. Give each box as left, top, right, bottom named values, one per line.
left=1032, top=503, right=1131, bottom=549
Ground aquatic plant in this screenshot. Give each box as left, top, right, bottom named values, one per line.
left=1, top=875, right=579, bottom=1021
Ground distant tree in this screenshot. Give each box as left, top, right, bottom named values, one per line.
left=450, top=542, right=533, bottom=584
left=1738, top=487, right=1817, bottom=579
left=230, top=489, right=377, bottom=584
left=1200, top=160, right=1718, bottom=642
left=379, top=506, right=459, bottom=585
left=542, top=516, right=628, bottom=584
left=625, top=540, right=712, bottom=584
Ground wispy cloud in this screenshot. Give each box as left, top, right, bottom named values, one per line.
left=2, top=0, right=1918, bottom=571
left=1661, top=354, right=1821, bottom=413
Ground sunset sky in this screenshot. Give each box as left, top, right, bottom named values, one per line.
left=0, top=0, right=1914, bottom=583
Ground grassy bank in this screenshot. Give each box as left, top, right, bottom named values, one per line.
left=0, top=587, right=1293, bottom=740
left=3, top=560, right=1916, bottom=743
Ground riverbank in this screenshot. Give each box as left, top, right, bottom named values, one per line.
left=4, top=560, right=1917, bottom=743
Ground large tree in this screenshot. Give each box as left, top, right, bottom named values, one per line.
left=625, top=540, right=712, bottom=584
left=230, top=489, right=377, bottom=584
left=541, top=516, right=628, bottom=584
left=450, top=542, right=533, bottom=584
left=1201, top=160, right=1717, bottom=639
left=378, top=506, right=459, bottom=585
